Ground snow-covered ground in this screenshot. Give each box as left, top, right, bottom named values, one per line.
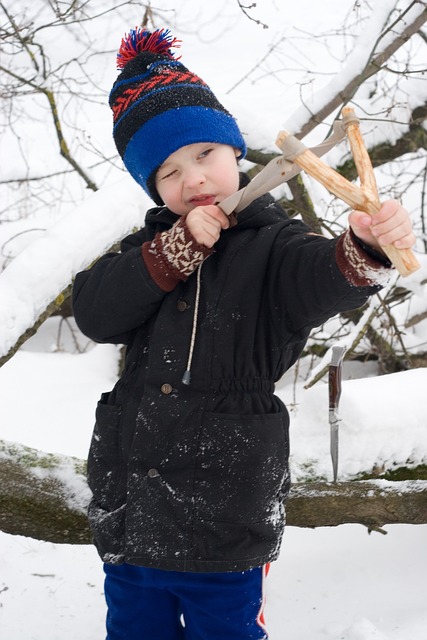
left=2, top=523, right=426, bottom=640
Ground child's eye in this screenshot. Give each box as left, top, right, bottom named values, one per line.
left=160, top=169, right=177, bottom=180
left=198, top=148, right=213, bottom=160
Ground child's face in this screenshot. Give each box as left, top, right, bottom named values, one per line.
left=155, top=143, right=240, bottom=216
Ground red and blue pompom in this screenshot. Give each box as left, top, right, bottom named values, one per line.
left=117, top=28, right=181, bottom=69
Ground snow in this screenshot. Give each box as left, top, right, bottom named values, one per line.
left=2, top=524, right=426, bottom=640
left=0, top=175, right=148, bottom=358
left=0, top=1, right=426, bottom=639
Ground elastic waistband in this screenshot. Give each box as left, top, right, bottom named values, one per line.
left=209, top=378, right=274, bottom=394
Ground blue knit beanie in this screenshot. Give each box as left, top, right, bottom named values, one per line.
left=109, top=28, right=246, bottom=204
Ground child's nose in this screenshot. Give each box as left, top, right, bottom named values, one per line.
left=184, top=167, right=206, bottom=188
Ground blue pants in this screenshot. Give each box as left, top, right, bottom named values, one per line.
left=104, top=563, right=269, bottom=639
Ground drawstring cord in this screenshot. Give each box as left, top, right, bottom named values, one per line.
left=182, top=262, right=203, bottom=385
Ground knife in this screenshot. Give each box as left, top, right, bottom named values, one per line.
left=328, top=346, right=346, bottom=482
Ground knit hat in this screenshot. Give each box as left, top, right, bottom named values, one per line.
left=109, top=28, right=246, bottom=204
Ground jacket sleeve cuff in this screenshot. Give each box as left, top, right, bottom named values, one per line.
left=336, top=229, right=393, bottom=287
left=142, top=216, right=213, bottom=292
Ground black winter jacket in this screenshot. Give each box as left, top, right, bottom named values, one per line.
left=72, top=193, right=388, bottom=572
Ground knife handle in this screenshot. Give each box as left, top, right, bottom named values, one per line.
left=329, top=365, right=342, bottom=411
left=328, top=346, right=345, bottom=410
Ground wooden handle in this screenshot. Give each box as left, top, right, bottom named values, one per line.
left=329, top=346, right=345, bottom=411
left=276, top=119, right=420, bottom=277
left=342, top=107, right=420, bottom=277
left=342, top=107, right=379, bottom=200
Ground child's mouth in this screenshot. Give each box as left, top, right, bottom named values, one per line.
left=189, top=194, right=216, bottom=206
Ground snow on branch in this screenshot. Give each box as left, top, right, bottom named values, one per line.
left=0, top=176, right=147, bottom=367
left=285, top=1, right=427, bottom=138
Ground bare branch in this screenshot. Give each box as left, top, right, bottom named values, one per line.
left=0, top=284, right=72, bottom=368
left=295, top=5, right=427, bottom=138
left=0, top=61, right=98, bottom=191
left=235, top=1, right=269, bottom=30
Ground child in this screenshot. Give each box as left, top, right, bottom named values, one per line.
left=72, top=28, right=415, bottom=640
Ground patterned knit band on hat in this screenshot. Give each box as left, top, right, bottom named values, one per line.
left=109, top=28, right=246, bottom=204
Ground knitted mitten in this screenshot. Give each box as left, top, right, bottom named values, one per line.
left=142, top=216, right=213, bottom=291
left=336, top=229, right=392, bottom=287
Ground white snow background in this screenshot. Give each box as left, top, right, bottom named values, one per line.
left=0, top=1, right=426, bottom=639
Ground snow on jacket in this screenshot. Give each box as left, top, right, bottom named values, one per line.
left=72, top=192, right=390, bottom=572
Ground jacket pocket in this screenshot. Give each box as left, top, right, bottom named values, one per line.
left=88, top=498, right=126, bottom=565
left=87, top=392, right=123, bottom=509
left=194, top=411, right=290, bottom=525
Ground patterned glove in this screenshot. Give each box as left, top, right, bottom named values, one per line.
left=142, top=215, right=213, bottom=291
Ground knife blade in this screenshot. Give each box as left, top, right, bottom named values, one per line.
left=328, top=346, right=346, bottom=482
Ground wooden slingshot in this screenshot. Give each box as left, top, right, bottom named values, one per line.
left=275, top=107, right=420, bottom=277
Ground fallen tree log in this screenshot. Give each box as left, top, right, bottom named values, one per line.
left=0, top=440, right=91, bottom=544
left=287, top=481, right=427, bottom=531
left=1, top=439, right=426, bottom=545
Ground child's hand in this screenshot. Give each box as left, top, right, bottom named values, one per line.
left=186, top=205, right=230, bottom=248
left=348, top=199, right=415, bottom=253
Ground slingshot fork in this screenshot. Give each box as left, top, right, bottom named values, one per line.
left=275, top=107, right=420, bottom=277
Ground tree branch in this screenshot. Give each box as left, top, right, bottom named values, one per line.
left=337, top=103, right=427, bottom=181
left=235, top=1, right=269, bottom=30
left=0, top=284, right=73, bottom=368
left=0, top=60, right=98, bottom=193
left=44, top=87, right=98, bottom=191
left=1, top=439, right=426, bottom=544
left=0, top=439, right=91, bottom=544
left=286, top=479, right=427, bottom=528
left=295, top=6, right=427, bottom=139
left=286, top=175, right=322, bottom=232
